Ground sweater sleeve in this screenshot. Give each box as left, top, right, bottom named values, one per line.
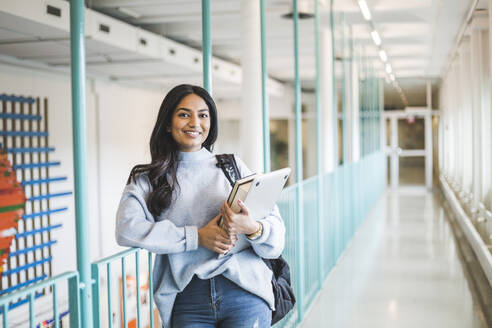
left=115, top=175, right=198, bottom=254
left=234, top=156, right=286, bottom=259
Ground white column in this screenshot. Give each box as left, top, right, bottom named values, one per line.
left=470, top=15, right=487, bottom=207
left=480, top=29, right=491, bottom=207
left=390, top=116, right=398, bottom=188
left=441, top=78, right=449, bottom=176
left=461, top=39, right=473, bottom=193
left=424, top=113, right=433, bottom=190
left=454, top=59, right=460, bottom=183
left=320, top=29, right=335, bottom=173
left=380, top=80, right=385, bottom=152
left=239, top=0, right=263, bottom=172
left=425, top=80, right=433, bottom=190
left=488, top=0, right=492, bottom=208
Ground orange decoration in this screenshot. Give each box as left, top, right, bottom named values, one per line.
left=0, top=150, right=26, bottom=278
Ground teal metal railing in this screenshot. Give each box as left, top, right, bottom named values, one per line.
left=91, top=248, right=155, bottom=328
left=275, top=151, right=386, bottom=328
left=0, top=271, right=80, bottom=328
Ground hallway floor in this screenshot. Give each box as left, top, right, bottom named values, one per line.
left=300, top=189, right=487, bottom=328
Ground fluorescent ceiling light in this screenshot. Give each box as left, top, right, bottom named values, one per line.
left=385, top=63, right=392, bottom=74
left=379, top=50, right=388, bottom=62
left=358, top=0, right=372, bottom=21
left=371, top=30, right=381, bottom=46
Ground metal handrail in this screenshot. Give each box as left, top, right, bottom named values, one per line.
left=0, top=271, right=80, bottom=328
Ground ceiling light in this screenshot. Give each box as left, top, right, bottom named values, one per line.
left=379, top=50, right=388, bottom=62
left=371, top=30, right=381, bottom=46
left=358, top=0, right=372, bottom=21
left=385, top=63, right=392, bottom=74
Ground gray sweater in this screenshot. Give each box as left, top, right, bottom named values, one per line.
left=115, top=148, right=286, bottom=327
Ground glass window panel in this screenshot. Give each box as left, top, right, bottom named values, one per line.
left=397, top=118, right=425, bottom=150
left=399, top=156, right=425, bottom=186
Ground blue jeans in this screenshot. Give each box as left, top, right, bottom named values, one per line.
left=171, top=275, right=272, bottom=328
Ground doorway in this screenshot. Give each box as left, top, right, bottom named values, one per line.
left=384, top=110, right=433, bottom=189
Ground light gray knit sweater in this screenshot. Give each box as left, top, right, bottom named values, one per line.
left=115, top=147, right=286, bottom=327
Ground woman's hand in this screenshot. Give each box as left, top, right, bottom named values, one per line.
left=198, top=214, right=236, bottom=254
left=221, top=200, right=260, bottom=236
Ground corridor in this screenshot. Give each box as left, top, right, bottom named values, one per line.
left=1, top=0, right=492, bottom=327
left=301, top=190, right=486, bottom=328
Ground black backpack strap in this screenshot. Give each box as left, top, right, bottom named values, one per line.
left=215, top=154, right=241, bottom=187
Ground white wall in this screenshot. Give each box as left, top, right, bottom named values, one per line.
left=0, top=62, right=169, bottom=277
left=93, top=80, right=166, bottom=258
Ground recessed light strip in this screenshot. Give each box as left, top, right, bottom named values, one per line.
left=370, top=30, right=381, bottom=46
left=358, top=0, right=372, bottom=21
left=354, top=0, right=407, bottom=106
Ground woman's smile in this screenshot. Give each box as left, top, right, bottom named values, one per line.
left=183, top=130, right=201, bottom=137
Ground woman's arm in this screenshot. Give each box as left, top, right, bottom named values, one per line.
left=248, top=205, right=285, bottom=259
left=115, top=175, right=198, bottom=254
left=116, top=175, right=234, bottom=254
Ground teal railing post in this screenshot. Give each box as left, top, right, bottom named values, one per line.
left=341, top=14, right=348, bottom=165
left=340, top=13, right=348, bottom=248
left=135, top=251, right=142, bottom=328
left=314, top=0, right=324, bottom=287
left=202, top=0, right=212, bottom=94
left=53, top=284, right=59, bottom=328
left=260, top=0, right=271, bottom=173
left=329, top=0, right=339, bottom=264
left=2, top=304, right=6, bottom=328
left=68, top=274, right=81, bottom=327
left=292, top=0, right=305, bottom=320
left=91, top=265, right=100, bottom=327
left=69, top=1, right=93, bottom=327
left=148, top=252, right=155, bottom=328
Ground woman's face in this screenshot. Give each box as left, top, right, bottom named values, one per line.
left=169, top=93, right=211, bottom=152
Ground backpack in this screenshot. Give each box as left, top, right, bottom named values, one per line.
left=215, top=154, right=296, bottom=325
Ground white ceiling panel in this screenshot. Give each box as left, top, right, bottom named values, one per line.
left=0, top=0, right=478, bottom=105
left=0, top=11, right=69, bottom=40
left=0, top=27, right=35, bottom=42
left=0, top=40, right=71, bottom=59
left=88, top=59, right=193, bottom=77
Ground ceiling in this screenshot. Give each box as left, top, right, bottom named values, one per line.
left=87, top=0, right=479, bottom=108
left=0, top=0, right=482, bottom=107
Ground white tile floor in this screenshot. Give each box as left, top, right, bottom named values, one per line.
left=301, top=189, right=486, bottom=328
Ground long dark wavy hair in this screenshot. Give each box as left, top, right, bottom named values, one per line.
left=127, top=84, right=218, bottom=217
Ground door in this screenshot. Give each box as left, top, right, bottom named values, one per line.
left=385, top=111, right=433, bottom=189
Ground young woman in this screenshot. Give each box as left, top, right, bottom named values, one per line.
left=115, top=84, right=286, bottom=328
